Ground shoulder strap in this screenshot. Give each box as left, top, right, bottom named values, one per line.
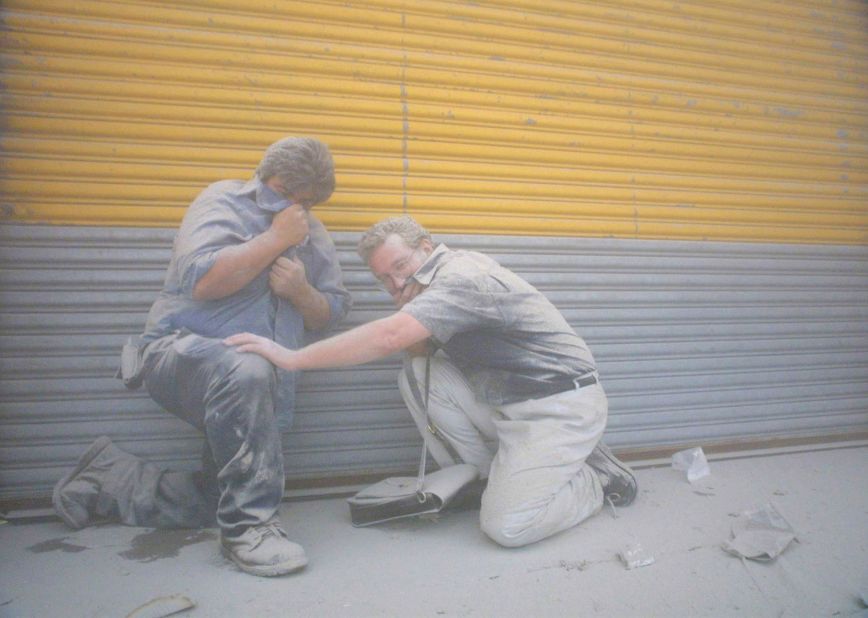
left=414, top=354, right=432, bottom=501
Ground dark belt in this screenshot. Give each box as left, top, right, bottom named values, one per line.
left=536, top=372, right=598, bottom=399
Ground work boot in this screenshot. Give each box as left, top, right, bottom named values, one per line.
left=53, top=436, right=122, bottom=528
left=221, top=519, right=308, bottom=577
left=586, top=442, right=638, bottom=507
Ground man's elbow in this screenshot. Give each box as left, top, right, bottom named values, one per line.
left=379, top=320, right=420, bottom=356
left=404, top=340, right=430, bottom=357
left=191, top=281, right=217, bottom=302
left=192, top=277, right=235, bottom=302
left=303, top=312, right=331, bottom=333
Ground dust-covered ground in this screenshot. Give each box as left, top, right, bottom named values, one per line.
left=2, top=444, right=867, bottom=617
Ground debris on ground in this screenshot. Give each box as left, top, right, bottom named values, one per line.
left=0, top=508, right=57, bottom=524
left=721, top=502, right=797, bottom=561
left=857, top=591, right=868, bottom=616
left=124, top=594, right=195, bottom=618
left=671, top=446, right=711, bottom=482
left=691, top=485, right=716, bottom=497
left=617, top=542, right=656, bottom=570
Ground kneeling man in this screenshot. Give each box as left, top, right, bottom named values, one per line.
left=226, top=215, right=636, bottom=547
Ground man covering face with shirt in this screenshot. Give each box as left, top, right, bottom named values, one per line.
left=53, top=137, right=351, bottom=576
left=226, top=215, right=637, bottom=548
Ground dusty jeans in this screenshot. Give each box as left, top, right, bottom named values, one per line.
left=399, top=354, right=606, bottom=547
left=117, top=332, right=285, bottom=536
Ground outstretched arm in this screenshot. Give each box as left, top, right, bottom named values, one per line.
left=223, top=311, right=431, bottom=371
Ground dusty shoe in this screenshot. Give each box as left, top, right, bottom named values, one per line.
left=221, top=521, right=308, bottom=577
left=586, top=442, right=638, bottom=507
left=52, top=436, right=118, bottom=529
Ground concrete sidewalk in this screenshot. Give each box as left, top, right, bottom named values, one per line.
left=1, top=444, right=867, bottom=618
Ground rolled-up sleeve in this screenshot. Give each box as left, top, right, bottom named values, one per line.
left=174, top=199, right=249, bottom=297
left=402, top=274, right=503, bottom=345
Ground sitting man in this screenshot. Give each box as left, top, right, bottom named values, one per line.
left=53, top=137, right=351, bottom=575
left=225, top=215, right=636, bottom=548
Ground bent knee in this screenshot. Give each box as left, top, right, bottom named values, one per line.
left=234, top=353, right=275, bottom=383
left=479, top=505, right=538, bottom=548
left=223, top=352, right=276, bottom=394
left=480, top=520, right=535, bottom=548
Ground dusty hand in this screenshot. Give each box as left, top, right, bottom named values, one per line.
left=223, top=332, right=293, bottom=369
left=270, top=256, right=308, bottom=300
left=269, top=204, right=309, bottom=247
left=393, top=279, right=426, bottom=308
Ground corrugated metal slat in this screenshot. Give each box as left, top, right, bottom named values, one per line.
left=0, top=0, right=865, bottom=242
left=1, top=224, right=867, bottom=500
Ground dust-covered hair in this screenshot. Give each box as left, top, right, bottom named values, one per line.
left=357, top=215, right=432, bottom=264
left=255, top=137, right=335, bottom=206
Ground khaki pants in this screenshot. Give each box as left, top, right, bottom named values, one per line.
left=399, top=354, right=607, bottom=547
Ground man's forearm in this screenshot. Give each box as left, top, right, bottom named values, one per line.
left=288, top=283, right=332, bottom=331
left=193, top=230, right=288, bottom=301
left=290, top=312, right=431, bottom=371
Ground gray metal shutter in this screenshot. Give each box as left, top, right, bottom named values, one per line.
left=1, top=223, right=866, bottom=501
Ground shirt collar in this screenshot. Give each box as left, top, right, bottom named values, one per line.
left=240, top=176, right=293, bottom=213
left=411, top=243, right=450, bottom=286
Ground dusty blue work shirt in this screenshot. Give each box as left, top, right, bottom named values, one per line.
left=401, top=244, right=595, bottom=405
left=141, top=176, right=351, bottom=426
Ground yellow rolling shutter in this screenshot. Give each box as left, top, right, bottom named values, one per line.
left=1, top=0, right=866, bottom=242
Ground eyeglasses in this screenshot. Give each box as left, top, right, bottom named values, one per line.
left=374, top=247, right=424, bottom=293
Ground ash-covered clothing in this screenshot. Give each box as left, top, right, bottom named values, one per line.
left=398, top=244, right=607, bottom=547
left=141, top=176, right=351, bottom=427
left=400, top=243, right=595, bottom=405
left=400, top=355, right=606, bottom=547
left=140, top=334, right=284, bottom=535
left=109, top=176, right=350, bottom=536
left=88, top=334, right=287, bottom=535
